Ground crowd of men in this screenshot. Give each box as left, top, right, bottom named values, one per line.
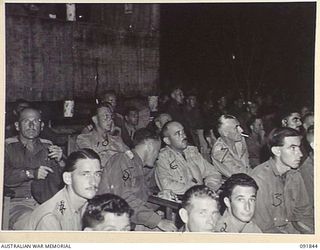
left=3, top=87, right=314, bottom=233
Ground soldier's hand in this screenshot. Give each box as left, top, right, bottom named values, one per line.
left=48, top=145, right=63, bottom=162
left=157, top=219, right=177, bottom=232
left=36, top=166, right=54, bottom=180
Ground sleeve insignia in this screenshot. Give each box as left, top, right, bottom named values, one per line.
left=122, top=169, right=131, bottom=181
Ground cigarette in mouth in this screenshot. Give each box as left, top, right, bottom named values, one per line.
left=241, top=133, right=249, bottom=138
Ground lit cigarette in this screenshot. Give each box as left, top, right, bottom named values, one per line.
left=241, top=133, right=249, bottom=138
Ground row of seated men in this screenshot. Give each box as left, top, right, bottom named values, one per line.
left=3, top=93, right=314, bottom=233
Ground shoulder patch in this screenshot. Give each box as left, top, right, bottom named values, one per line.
left=39, top=138, right=53, bottom=145
left=56, top=200, right=67, bottom=215
left=5, top=137, right=19, bottom=145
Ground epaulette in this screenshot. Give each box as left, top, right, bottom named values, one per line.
left=214, top=146, right=229, bottom=163
left=39, top=138, right=53, bottom=145
left=125, top=150, right=134, bottom=160
left=5, top=137, right=19, bottom=145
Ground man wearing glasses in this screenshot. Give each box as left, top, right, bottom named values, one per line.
left=4, top=107, right=64, bottom=230
left=77, top=102, right=128, bottom=168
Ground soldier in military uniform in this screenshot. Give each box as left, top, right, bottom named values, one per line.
left=251, top=128, right=313, bottom=234
left=4, top=107, right=64, bottom=230
left=23, top=148, right=102, bottom=230
left=215, top=173, right=262, bottom=233
left=77, top=102, right=128, bottom=168
left=211, top=114, right=250, bottom=179
left=98, top=128, right=177, bottom=231
left=155, top=121, right=222, bottom=195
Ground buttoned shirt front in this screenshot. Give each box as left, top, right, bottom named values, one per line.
left=23, top=187, right=83, bottom=230
left=155, top=145, right=222, bottom=195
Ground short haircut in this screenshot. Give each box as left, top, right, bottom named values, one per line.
left=95, top=102, right=113, bottom=114
left=217, top=114, right=237, bottom=132
left=17, top=107, right=42, bottom=121
left=246, top=115, right=262, bottom=133
left=267, top=127, right=301, bottom=152
left=181, top=185, right=219, bottom=210
left=160, top=120, right=180, bottom=139
left=219, top=173, right=259, bottom=214
left=82, top=193, right=134, bottom=230
left=133, top=128, right=160, bottom=147
left=124, top=106, right=138, bottom=117
left=64, top=148, right=101, bottom=173
left=100, top=90, right=116, bottom=100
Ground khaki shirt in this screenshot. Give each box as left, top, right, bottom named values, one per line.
left=23, top=187, right=84, bottom=230
left=155, top=146, right=222, bottom=195
left=211, top=137, right=250, bottom=178
left=251, top=158, right=313, bottom=233
left=215, top=211, right=262, bottom=233
left=77, top=129, right=128, bottom=167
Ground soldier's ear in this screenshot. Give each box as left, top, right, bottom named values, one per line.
left=92, top=115, right=98, bottom=126
left=271, top=146, right=281, bottom=157
left=163, top=136, right=170, bottom=145
left=40, top=121, right=44, bottom=131
left=179, top=208, right=188, bottom=224
left=224, top=197, right=231, bottom=209
left=63, top=172, right=72, bottom=185
left=281, top=119, right=288, bottom=127
left=14, top=122, right=20, bottom=132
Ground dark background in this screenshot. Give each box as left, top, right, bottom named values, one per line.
left=160, top=2, right=316, bottom=104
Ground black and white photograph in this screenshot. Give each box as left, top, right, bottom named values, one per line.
left=1, top=1, right=317, bottom=241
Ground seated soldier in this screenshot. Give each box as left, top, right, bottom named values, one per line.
left=77, top=102, right=128, bottom=168
left=98, top=128, right=177, bottom=232
left=251, top=128, right=314, bottom=234
left=155, top=121, right=222, bottom=195
left=281, top=109, right=302, bottom=132
left=245, top=116, right=267, bottom=168
left=23, top=148, right=102, bottom=230
left=211, top=115, right=250, bottom=179
left=120, top=106, right=139, bottom=148
left=4, top=107, right=64, bottom=230
left=178, top=185, right=220, bottom=232
left=215, top=173, right=262, bottom=233
left=147, top=113, right=172, bottom=135
left=82, top=193, right=133, bottom=231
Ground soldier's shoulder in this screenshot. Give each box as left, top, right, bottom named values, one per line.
left=5, top=136, right=19, bottom=145
left=185, top=145, right=199, bottom=154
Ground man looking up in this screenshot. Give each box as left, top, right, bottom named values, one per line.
left=23, top=148, right=102, bottom=230
left=4, top=107, right=64, bottom=230
left=211, top=114, right=250, bottom=179
left=98, top=128, right=177, bottom=232
left=155, top=121, right=222, bottom=195
left=215, top=173, right=262, bottom=233
left=251, top=127, right=313, bottom=233
left=82, top=193, right=133, bottom=231
left=77, top=102, right=128, bottom=167
left=178, top=185, right=220, bottom=232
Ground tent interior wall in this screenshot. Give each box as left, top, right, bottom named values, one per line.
left=6, top=3, right=160, bottom=103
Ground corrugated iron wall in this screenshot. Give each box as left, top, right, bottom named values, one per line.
left=6, top=3, right=160, bottom=101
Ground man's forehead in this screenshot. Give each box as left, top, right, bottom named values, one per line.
left=231, top=185, right=256, bottom=196
left=288, top=112, right=301, bottom=119
left=97, top=107, right=112, bottom=114
left=189, top=196, right=218, bottom=210
left=74, top=158, right=101, bottom=171
left=223, top=118, right=238, bottom=127
left=19, top=109, right=41, bottom=120
left=168, top=122, right=183, bottom=133
left=282, top=136, right=301, bottom=146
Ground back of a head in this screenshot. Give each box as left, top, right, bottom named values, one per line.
left=267, top=127, right=301, bottom=153
left=181, top=185, right=219, bottom=210
left=218, top=173, right=258, bottom=214
left=64, top=148, right=101, bottom=173
left=132, top=128, right=160, bottom=147
left=82, top=193, right=133, bottom=230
